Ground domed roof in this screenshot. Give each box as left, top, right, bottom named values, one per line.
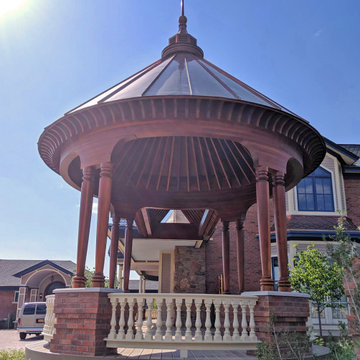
left=68, top=12, right=295, bottom=117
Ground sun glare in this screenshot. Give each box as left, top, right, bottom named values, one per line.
left=0, top=0, right=27, bottom=18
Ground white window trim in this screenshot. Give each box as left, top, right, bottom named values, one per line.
left=13, top=290, right=19, bottom=304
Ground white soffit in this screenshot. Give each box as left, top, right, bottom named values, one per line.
left=132, top=239, right=197, bottom=262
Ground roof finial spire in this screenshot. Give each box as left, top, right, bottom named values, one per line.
left=178, top=0, right=187, bottom=33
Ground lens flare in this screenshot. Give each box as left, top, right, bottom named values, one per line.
left=0, top=0, right=27, bottom=18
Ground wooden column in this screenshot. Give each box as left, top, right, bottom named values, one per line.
left=123, top=217, right=134, bottom=293
left=256, top=167, right=274, bottom=291
left=109, top=213, right=120, bottom=289
left=273, top=171, right=291, bottom=291
left=222, top=220, right=230, bottom=294
left=92, top=162, right=113, bottom=287
left=73, top=166, right=95, bottom=288
left=236, top=217, right=245, bottom=293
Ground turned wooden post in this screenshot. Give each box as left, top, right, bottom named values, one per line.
left=236, top=217, right=245, bottom=293
left=73, top=166, right=95, bottom=288
left=123, top=217, right=134, bottom=293
left=92, top=162, right=113, bottom=287
left=222, top=220, right=230, bottom=294
left=109, top=212, right=120, bottom=289
left=256, top=167, right=274, bottom=291
left=273, top=171, right=291, bottom=291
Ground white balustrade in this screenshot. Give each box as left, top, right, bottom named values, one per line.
left=105, top=293, right=259, bottom=351
left=43, top=295, right=56, bottom=342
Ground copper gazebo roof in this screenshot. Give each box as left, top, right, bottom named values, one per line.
left=38, top=8, right=326, bottom=220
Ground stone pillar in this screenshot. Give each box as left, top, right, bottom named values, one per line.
left=222, top=220, right=230, bottom=294
left=50, top=288, right=116, bottom=356
left=92, top=162, right=113, bottom=287
left=73, top=166, right=95, bottom=288
left=256, top=167, right=274, bottom=291
left=273, top=171, right=291, bottom=291
left=109, top=213, right=120, bottom=289
left=236, top=218, right=245, bottom=293
left=123, top=217, right=134, bottom=293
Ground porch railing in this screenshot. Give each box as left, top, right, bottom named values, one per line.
left=105, top=293, right=259, bottom=351
left=43, top=295, right=56, bottom=342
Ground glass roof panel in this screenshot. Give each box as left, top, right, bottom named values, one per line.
left=144, top=54, right=191, bottom=96
left=198, top=60, right=272, bottom=107
left=105, top=56, right=173, bottom=101
left=186, top=57, right=235, bottom=98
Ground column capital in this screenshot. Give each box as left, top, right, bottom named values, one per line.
left=99, top=162, right=113, bottom=178
left=255, top=166, right=269, bottom=182
left=82, top=166, right=96, bottom=181
left=222, top=220, right=230, bottom=231
left=272, top=171, right=285, bottom=186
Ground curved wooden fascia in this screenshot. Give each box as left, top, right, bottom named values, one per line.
left=38, top=96, right=326, bottom=176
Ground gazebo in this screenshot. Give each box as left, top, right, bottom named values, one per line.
left=36, top=3, right=325, bottom=358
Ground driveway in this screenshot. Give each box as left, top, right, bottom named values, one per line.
left=0, top=330, right=43, bottom=351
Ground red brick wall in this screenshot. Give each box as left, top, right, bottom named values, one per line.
left=0, top=290, right=17, bottom=319
left=174, top=246, right=206, bottom=293
left=344, top=178, right=360, bottom=227
left=50, top=290, right=115, bottom=356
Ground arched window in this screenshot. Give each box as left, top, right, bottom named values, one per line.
left=297, top=167, right=334, bottom=212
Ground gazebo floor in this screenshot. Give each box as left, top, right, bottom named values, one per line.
left=25, top=341, right=257, bottom=360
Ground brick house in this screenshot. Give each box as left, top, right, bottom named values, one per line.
left=0, top=259, right=75, bottom=327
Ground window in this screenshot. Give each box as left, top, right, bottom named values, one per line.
left=36, top=303, right=47, bottom=315
left=13, top=291, right=19, bottom=303
left=23, top=304, right=36, bottom=315
left=331, top=296, right=349, bottom=319
left=297, top=167, right=334, bottom=212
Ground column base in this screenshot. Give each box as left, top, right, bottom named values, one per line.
left=91, top=273, right=105, bottom=287
left=278, top=279, right=291, bottom=292
left=260, top=277, right=274, bottom=291
left=72, top=276, right=86, bottom=288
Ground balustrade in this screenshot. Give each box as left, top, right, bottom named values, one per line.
left=105, top=293, right=259, bottom=351
left=43, top=295, right=56, bottom=342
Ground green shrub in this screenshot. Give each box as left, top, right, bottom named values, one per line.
left=0, top=350, right=25, bottom=360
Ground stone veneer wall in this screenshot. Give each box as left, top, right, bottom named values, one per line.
left=173, top=246, right=206, bottom=293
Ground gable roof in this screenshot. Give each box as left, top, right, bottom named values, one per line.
left=0, top=259, right=76, bottom=287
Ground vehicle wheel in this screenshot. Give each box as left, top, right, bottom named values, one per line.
left=19, top=332, right=26, bottom=340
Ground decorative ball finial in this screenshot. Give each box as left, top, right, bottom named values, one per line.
left=178, top=0, right=187, bottom=33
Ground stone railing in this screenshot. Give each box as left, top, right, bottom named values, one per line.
left=42, top=295, right=56, bottom=342
left=105, top=293, right=259, bottom=352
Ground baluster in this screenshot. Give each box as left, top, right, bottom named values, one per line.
left=194, top=299, right=202, bottom=341
left=248, top=301, right=256, bottom=340
left=223, top=299, right=231, bottom=341
left=155, top=298, right=163, bottom=340
left=117, top=297, right=126, bottom=340
left=213, top=299, right=222, bottom=341
left=165, top=298, right=173, bottom=341
left=125, top=298, right=134, bottom=340
left=241, top=300, right=248, bottom=339
left=204, top=299, right=213, bottom=341
left=145, top=298, right=153, bottom=340
left=231, top=301, right=240, bottom=341
left=185, top=298, right=193, bottom=341
left=175, top=298, right=182, bottom=341
left=108, top=296, right=118, bottom=340
left=135, top=297, right=144, bottom=340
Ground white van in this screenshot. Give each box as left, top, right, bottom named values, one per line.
left=17, top=302, right=46, bottom=340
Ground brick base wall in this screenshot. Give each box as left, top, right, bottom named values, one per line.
left=0, top=289, right=17, bottom=320
left=344, top=178, right=360, bottom=227
left=50, top=289, right=116, bottom=356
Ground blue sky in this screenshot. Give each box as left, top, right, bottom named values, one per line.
left=0, top=0, right=359, bottom=275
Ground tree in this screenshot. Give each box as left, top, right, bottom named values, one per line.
left=290, top=244, right=344, bottom=338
